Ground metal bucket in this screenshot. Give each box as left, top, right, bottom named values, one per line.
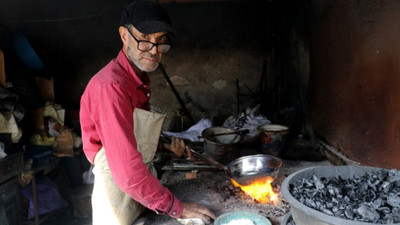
left=257, top=124, right=289, bottom=156
left=201, top=126, right=242, bottom=163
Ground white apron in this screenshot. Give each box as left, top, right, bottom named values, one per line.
left=91, top=108, right=166, bottom=225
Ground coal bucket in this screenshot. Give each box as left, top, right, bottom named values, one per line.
left=281, top=165, right=400, bottom=225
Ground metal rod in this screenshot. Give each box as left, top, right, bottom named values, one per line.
left=207, top=129, right=249, bottom=137
left=236, top=79, right=240, bottom=114
left=158, top=63, right=195, bottom=125
left=161, top=165, right=219, bottom=171
left=189, top=149, right=225, bottom=170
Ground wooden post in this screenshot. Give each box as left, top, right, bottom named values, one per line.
left=32, top=175, right=39, bottom=225
left=0, top=50, right=6, bottom=88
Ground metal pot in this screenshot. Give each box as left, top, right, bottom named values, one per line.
left=257, top=124, right=289, bottom=156
left=201, top=126, right=243, bottom=163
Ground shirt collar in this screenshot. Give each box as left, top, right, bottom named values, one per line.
left=116, top=50, right=150, bottom=88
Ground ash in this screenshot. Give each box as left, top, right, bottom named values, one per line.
left=289, top=169, right=400, bottom=224
left=212, top=177, right=291, bottom=219
left=161, top=170, right=291, bottom=225
left=133, top=159, right=332, bottom=225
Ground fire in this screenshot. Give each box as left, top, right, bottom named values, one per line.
left=231, top=176, right=278, bottom=204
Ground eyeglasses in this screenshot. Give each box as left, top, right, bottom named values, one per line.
left=125, top=26, right=171, bottom=53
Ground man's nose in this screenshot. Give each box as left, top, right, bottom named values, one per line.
left=149, top=44, right=158, bottom=54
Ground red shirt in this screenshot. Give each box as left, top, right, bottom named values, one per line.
left=79, top=50, right=183, bottom=218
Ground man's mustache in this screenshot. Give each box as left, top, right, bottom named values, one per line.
left=143, top=53, right=160, bottom=61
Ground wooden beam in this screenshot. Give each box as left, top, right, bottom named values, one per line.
left=0, top=50, right=5, bottom=88
left=157, top=0, right=233, bottom=3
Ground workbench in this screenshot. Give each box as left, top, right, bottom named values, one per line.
left=0, top=152, right=23, bottom=225
left=133, top=159, right=332, bottom=225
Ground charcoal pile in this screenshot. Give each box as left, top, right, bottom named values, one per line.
left=289, top=169, right=400, bottom=224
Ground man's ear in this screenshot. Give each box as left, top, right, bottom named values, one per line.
left=119, top=26, right=129, bottom=45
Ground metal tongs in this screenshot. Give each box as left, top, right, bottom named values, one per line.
left=198, top=129, right=249, bottom=139
left=189, top=149, right=225, bottom=171
left=160, top=135, right=225, bottom=170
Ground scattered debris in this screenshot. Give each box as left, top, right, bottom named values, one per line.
left=185, top=171, right=198, bottom=180
left=134, top=159, right=332, bottom=225
left=223, top=105, right=271, bottom=142
left=159, top=160, right=324, bottom=224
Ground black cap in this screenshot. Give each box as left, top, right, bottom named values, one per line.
left=120, top=0, right=174, bottom=36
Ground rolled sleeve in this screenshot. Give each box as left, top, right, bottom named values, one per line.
left=167, top=196, right=183, bottom=218
left=155, top=196, right=183, bottom=218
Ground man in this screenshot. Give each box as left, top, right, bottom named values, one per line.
left=79, top=0, right=216, bottom=224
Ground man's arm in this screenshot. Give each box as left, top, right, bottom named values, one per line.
left=95, top=83, right=183, bottom=217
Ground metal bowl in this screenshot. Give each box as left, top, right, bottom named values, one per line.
left=214, top=211, right=272, bottom=225
left=226, top=154, right=282, bottom=186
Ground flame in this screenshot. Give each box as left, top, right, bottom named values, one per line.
left=231, top=176, right=278, bottom=204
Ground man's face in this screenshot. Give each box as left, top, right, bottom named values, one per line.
left=125, top=25, right=169, bottom=72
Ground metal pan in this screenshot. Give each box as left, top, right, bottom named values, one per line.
left=226, top=154, right=282, bottom=186
left=190, top=149, right=282, bottom=186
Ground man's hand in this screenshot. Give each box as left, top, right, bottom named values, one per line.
left=162, top=136, right=191, bottom=158
left=181, top=202, right=216, bottom=224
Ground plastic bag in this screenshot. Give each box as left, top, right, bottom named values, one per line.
left=0, top=141, right=6, bottom=159
left=21, top=177, right=67, bottom=219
